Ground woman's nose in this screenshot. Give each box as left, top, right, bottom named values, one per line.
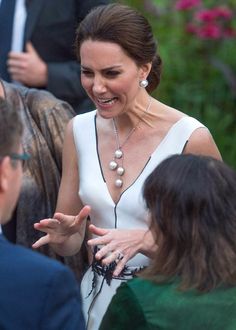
left=92, top=76, right=107, bottom=94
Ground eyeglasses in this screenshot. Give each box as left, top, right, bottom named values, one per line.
left=0, top=152, right=31, bottom=169
left=9, top=153, right=31, bottom=168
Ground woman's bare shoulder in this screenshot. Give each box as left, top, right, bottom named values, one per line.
left=184, top=127, right=222, bottom=160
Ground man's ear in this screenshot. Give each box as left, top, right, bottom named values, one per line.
left=0, top=157, right=11, bottom=193
left=139, top=62, right=152, bottom=81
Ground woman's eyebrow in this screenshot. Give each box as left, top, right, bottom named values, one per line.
left=81, top=65, right=122, bottom=71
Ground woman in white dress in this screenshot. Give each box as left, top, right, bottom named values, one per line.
left=32, top=4, right=221, bottom=329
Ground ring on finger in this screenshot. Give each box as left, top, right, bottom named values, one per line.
left=116, top=251, right=124, bottom=261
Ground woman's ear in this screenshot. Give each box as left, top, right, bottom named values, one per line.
left=139, top=62, right=152, bottom=81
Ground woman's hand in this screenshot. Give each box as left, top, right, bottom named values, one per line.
left=32, top=205, right=91, bottom=255
left=87, top=224, right=157, bottom=277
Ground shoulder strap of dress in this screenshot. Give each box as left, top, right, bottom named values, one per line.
left=161, top=116, right=206, bottom=154
left=73, top=110, right=96, bottom=152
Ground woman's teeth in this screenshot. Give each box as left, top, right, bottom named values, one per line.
left=98, top=97, right=117, bottom=104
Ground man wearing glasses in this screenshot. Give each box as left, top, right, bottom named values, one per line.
left=0, top=97, right=85, bottom=329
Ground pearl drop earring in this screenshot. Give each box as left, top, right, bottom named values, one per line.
left=139, top=79, right=149, bottom=88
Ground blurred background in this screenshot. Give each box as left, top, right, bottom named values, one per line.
left=120, top=0, right=236, bottom=168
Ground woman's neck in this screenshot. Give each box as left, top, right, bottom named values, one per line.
left=114, top=95, right=153, bottom=133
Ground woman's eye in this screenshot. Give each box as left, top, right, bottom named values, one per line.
left=81, top=70, right=93, bottom=76
left=105, top=71, right=120, bottom=77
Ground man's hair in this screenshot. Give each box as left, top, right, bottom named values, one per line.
left=143, top=154, right=236, bottom=292
left=0, top=98, right=23, bottom=155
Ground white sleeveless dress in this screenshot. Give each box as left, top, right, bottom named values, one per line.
left=73, top=110, right=206, bottom=330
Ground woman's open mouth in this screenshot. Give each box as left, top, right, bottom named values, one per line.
left=96, top=97, right=118, bottom=105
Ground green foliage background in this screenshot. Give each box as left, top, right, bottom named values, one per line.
left=119, top=0, right=236, bottom=168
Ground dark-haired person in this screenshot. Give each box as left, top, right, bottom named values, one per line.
left=32, top=4, right=221, bottom=329
left=0, top=98, right=85, bottom=330
left=101, top=154, right=236, bottom=330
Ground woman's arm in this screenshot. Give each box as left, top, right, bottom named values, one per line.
left=55, top=118, right=84, bottom=216
left=33, top=119, right=90, bottom=256
left=184, top=127, right=222, bottom=159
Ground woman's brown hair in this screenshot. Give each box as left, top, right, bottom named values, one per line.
left=143, top=154, right=236, bottom=292
left=75, top=4, right=162, bottom=93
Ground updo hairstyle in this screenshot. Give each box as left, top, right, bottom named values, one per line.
left=76, top=4, right=162, bottom=93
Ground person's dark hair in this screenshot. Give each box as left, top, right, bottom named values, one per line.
left=0, top=97, right=23, bottom=156
left=75, top=3, right=162, bottom=93
left=142, top=154, right=236, bottom=292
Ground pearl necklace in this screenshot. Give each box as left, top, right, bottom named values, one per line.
left=109, top=97, right=152, bottom=188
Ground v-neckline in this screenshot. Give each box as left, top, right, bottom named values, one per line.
left=94, top=114, right=187, bottom=206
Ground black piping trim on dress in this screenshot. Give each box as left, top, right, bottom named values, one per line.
left=114, top=205, right=118, bottom=228
left=114, top=155, right=152, bottom=209
left=181, top=140, right=188, bottom=153
left=94, top=114, right=106, bottom=183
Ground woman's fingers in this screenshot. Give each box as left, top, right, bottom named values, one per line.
left=32, top=206, right=91, bottom=250
left=77, top=205, right=91, bottom=222
left=96, top=247, right=127, bottom=276
left=71, top=205, right=91, bottom=231
left=87, top=236, right=110, bottom=247
left=113, top=257, right=128, bottom=277
left=53, top=212, right=73, bottom=225
left=100, top=250, right=123, bottom=264
left=34, top=218, right=60, bottom=230
left=87, top=228, right=146, bottom=276
left=87, top=224, right=109, bottom=247
left=32, top=234, right=50, bottom=249
left=94, top=244, right=113, bottom=260
left=53, top=205, right=91, bottom=228
left=89, top=224, right=109, bottom=236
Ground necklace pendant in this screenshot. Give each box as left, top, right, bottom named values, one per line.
left=115, top=179, right=123, bottom=188
left=109, top=161, right=118, bottom=170
left=117, top=166, right=125, bottom=176
left=114, top=149, right=123, bottom=159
